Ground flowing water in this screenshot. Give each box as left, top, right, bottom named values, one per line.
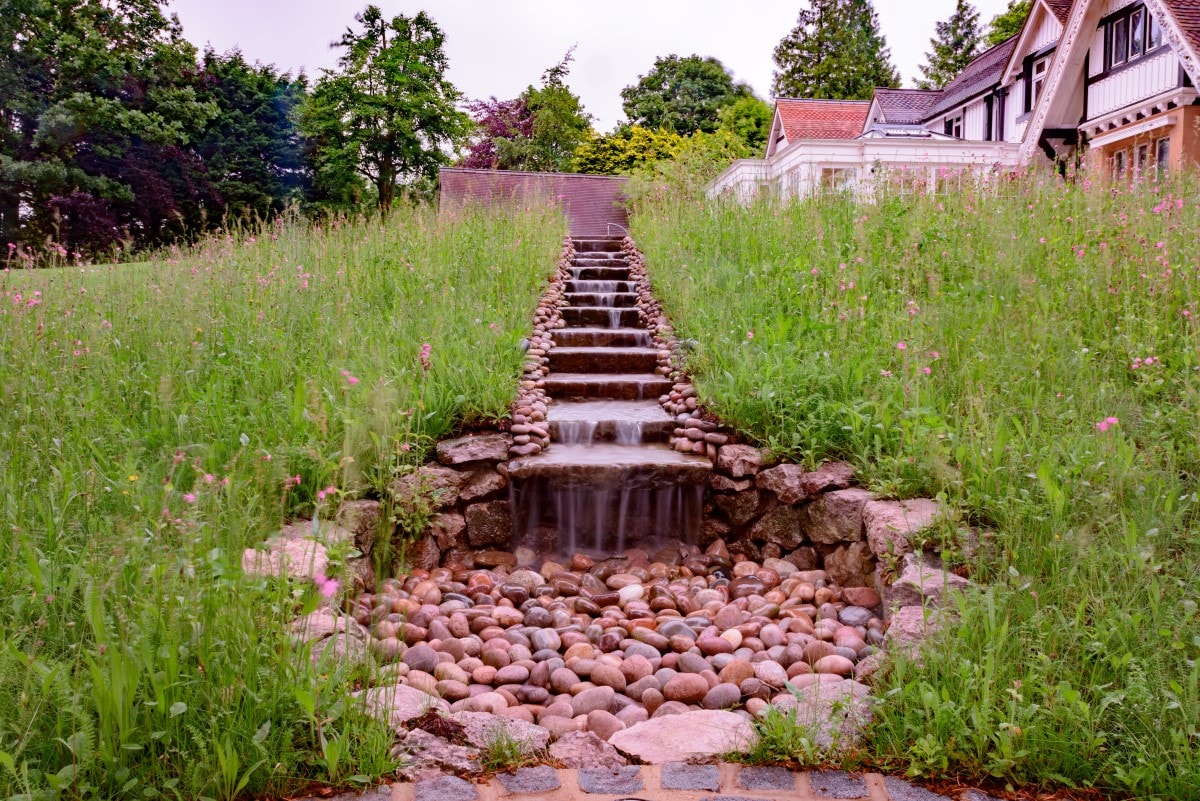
left=509, top=238, right=711, bottom=556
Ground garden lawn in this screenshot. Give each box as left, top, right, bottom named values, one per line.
left=634, top=176, right=1200, bottom=799
left=0, top=206, right=563, bottom=799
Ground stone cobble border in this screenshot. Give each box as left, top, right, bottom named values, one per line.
left=312, top=764, right=1003, bottom=801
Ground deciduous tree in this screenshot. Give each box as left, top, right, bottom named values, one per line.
left=304, top=6, right=469, bottom=215
left=771, top=0, right=899, bottom=100
left=986, top=0, right=1031, bottom=46
left=620, top=54, right=748, bottom=136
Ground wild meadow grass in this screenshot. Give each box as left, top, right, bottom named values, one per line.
left=0, top=205, right=562, bottom=799
left=634, top=175, right=1200, bottom=798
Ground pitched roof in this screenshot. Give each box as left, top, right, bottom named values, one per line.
left=775, top=98, right=871, bottom=141
left=439, top=169, right=627, bottom=237
left=1162, top=0, right=1200, bottom=57
left=1044, top=0, right=1074, bottom=23
left=873, top=89, right=943, bottom=124
left=927, top=36, right=1020, bottom=118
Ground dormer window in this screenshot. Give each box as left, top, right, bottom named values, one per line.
left=1104, top=4, right=1163, bottom=71
left=1031, top=58, right=1049, bottom=106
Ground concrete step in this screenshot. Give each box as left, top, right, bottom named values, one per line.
left=546, top=400, right=675, bottom=444
left=570, top=266, right=631, bottom=281
left=560, top=307, right=639, bottom=328
left=572, top=238, right=624, bottom=253
left=551, top=327, right=652, bottom=347
left=565, top=280, right=635, bottom=294
left=543, top=372, right=672, bottom=401
left=507, top=442, right=711, bottom=485
left=548, top=346, right=659, bottom=374
left=564, top=292, right=638, bottom=308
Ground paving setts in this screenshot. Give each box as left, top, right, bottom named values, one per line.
left=378, top=764, right=998, bottom=801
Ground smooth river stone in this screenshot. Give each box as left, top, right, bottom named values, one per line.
left=618, top=584, right=644, bottom=604
left=814, top=655, right=855, bottom=675
left=663, top=673, right=709, bottom=704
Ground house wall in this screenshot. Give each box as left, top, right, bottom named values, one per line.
left=1086, top=49, right=1183, bottom=117
left=1087, top=105, right=1200, bottom=175
left=1030, top=6, right=1065, bottom=51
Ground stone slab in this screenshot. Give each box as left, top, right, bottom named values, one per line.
left=497, top=766, right=560, bottom=794
left=578, top=765, right=644, bottom=794
left=608, top=708, right=753, bottom=763
left=661, top=762, right=720, bottom=791
left=737, top=765, right=796, bottom=791
left=883, top=777, right=952, bottom=800
left=413, top=775, right=479, bottom=801
left=809, top=769, right=868, bottom=798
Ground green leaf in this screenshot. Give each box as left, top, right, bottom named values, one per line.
left=169, top=701, right=188, bottom=717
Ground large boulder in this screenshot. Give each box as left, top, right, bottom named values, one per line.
left=436, top=433, right=512, bottom=465
left=290, top=607, right=367, bottom=642
left=880, top=551, right=972, bottom=609
left=428, top=511, right=467, bottom=550
left=746, top=505, right=805, bottom=550
left=408, top=535, right=441, bottom=571
left=769, top=680, right=872, bottom=752
left=392, top=465, right=466, bottom=510
left=824, top=541, right=875, bottom=588
left=355, top=684, right=448, bottom=731
left=450, top=711, right=551, bottom=753
left=396, top=729, right=480, bottom=781
left=242, top=538, right=328, bottom=582
left=799, top=488, right=875, bottom=544
left=884, top=605, right=942, bottom=660
left=465, top=501, right=512, bottom=547
left=548, top=731, right=627, bottom=769
left=335, top=499, right=382, bottom=555
left=863, top=498, right=944, bottom=558
left=607, top=709, right=753, bottom=763
left=715, top=445, right=763, bottom=478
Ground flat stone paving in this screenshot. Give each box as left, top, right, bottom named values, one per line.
left=374, top=762, right=1004, bottom=801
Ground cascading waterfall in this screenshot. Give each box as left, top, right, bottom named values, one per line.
left=508, top=237, right=711, bottom=559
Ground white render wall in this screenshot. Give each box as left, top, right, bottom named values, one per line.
left=1030, top=8, right=1065, bottom=51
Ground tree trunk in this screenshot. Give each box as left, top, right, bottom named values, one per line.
left=377, top=158, right=395, bottom=218
left=0, top=193, right=19, bottom=249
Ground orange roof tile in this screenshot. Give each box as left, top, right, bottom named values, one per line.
left=775, top=98, right=871, bottom=141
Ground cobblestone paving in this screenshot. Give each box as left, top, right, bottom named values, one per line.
left=359, top=762, right=1004, bottom=801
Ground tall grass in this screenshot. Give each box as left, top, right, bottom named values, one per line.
left=0, top=205, right=563, bottom=798
left=633, top=175, right=1200, bottom=798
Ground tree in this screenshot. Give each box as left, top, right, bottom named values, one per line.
left=0, top=0, right=220, bottom=253
left=986, top=0, right=1031, bottom=46
left=304, top=7, right=470, bottom=215
left=573, top=126, right=684, bottom=175
left=716, top=95, right=774, bottom=154
left=508, top=50, right=592, bottom=172
left=196, top=49, right=311, bottom=222
left=771, top=0, right=900, bottom=100
left=459, top=96, right=533, bottom=170
left=917, top=0, right=983, bottom=89
left=620, top=55, right=748, bottom=136
left=458, top=50, right=591, bottom=173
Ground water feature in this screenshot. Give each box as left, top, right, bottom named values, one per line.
left=509, top=237, right=711, bottom=558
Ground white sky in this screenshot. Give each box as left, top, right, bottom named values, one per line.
left=170, top=0, right=1014, bottom=132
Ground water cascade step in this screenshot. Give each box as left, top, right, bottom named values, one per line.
left=510, top=237, right=711, bottom=556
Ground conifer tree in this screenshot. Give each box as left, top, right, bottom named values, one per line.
left=916, top=0, right=984, bottom=89
left=771, top=0, right=900, bottom=100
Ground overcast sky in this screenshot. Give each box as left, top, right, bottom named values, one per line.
left=170, top=0, right=1014, bottom=132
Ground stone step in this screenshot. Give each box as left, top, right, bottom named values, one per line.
left=507, top=442, right=711, bottom=485
left=552, top=327, right=652, bottom=348
left=564, top=292, right=638, bottom=308
left=543, top=372, right=672, bottom=401
left=565, top=280, right=635, bottom=294
left=546, top=400, right=675, bottom=444
left=571, top=266, right=631, bottom=281
left=548, top=346, right=659, bottom=374
left=560, top=307, right=640, bottom=328
left=572, top=238, right=624, bottom=253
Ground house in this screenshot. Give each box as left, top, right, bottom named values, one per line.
left=709, top=0, right=1200, bottom=200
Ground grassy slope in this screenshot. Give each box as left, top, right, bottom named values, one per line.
left=0, top=206, right=563, bottom=798
left=633, top=177, right=1200, bottom=798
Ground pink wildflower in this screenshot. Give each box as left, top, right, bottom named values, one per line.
left=896, top=341, right=907, bottom=350
left=1095, top=417, right=1119, bottom=432
left=204, top=473, right=215, bottom=484
left=183, top=493, right=196, bottom=504
left=420, top=342, right=432, bottom=371
left=922, top=366, right=932, bottom=375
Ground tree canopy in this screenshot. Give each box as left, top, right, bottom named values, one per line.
left=620, top=54, right=748, bottom=136
left=303, top=7, right=470, bottom=215
left=987, top=0, right=1032, bottom=46
left=459, top=50, right=592, bottom=173
left=917, top=0, right=984, bottom=89
left=772, top=0, right=900, bottom=100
